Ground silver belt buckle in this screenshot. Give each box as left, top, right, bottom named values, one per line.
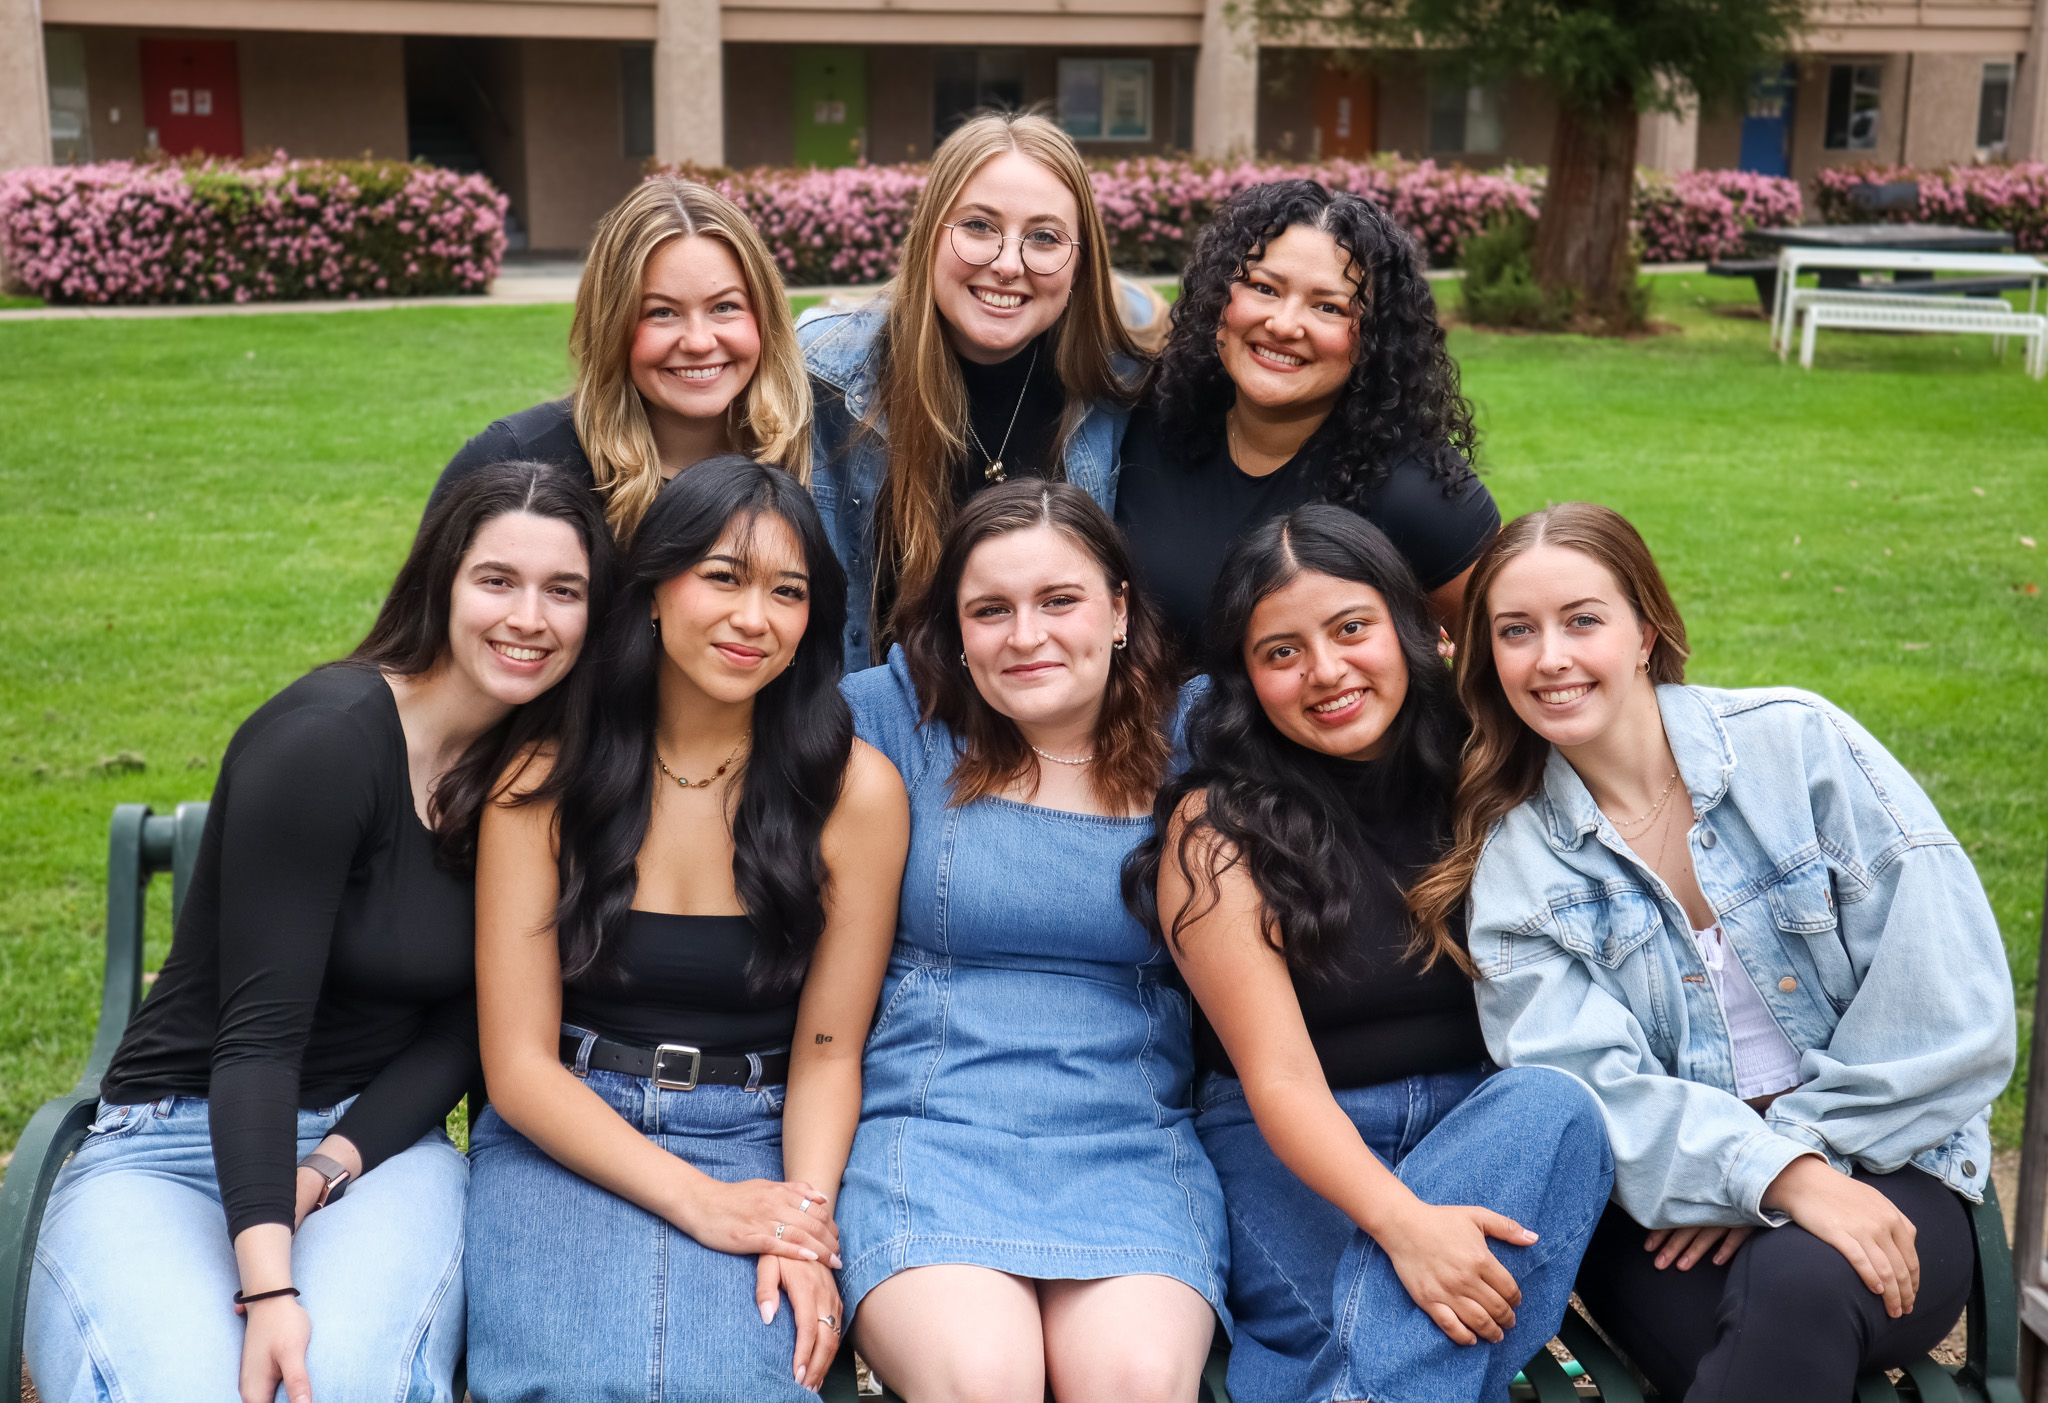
left=654, top=1044, right=702, bottom=1091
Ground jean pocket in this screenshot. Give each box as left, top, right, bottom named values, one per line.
left=84, top=1101, right=150, bottom=1142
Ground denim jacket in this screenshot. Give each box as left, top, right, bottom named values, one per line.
left=1469, top=684, right=2013, bottom=1229
left=799, top=298, right=1135, bottom=671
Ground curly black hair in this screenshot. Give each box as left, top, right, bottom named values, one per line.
left=1152, top=179, right=1480, bottom=505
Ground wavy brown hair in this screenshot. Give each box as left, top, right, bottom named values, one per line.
left=571, top=177, right=811, bottom=538
left=871, top=112, right=1139, bottom=640
left=897, top=479, right=1174, bottom=815
left=1410, top=503, right=1691, bottom=952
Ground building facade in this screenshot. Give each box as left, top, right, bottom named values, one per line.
left=6, top=0, right=2046, bottom=254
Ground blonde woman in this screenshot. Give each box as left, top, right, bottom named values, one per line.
left=800, top=111, right=1142, bottom=670
left=434, top=176, right=812, bottom=539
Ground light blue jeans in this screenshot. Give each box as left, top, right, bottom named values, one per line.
left=464, top=1070, right=818, bottom=1403
left=25, top=1095, right=467, bottom=1403
left=1195, top=1064, right=1613, bottom=1403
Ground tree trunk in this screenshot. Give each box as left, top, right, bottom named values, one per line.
left=1532, top=83, right=1641, bottom=327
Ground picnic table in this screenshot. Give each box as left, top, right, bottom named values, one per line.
left=1767, top=247, right=2048, bottom=366
left=1711, top=224, right=2018, bottom=309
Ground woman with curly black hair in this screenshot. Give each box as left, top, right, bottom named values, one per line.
left=1115, top=180, right=1498, bottom=656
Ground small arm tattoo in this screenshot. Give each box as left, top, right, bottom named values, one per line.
left=814, top=1033, right=833, bottom=1043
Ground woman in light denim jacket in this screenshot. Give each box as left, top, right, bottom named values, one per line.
left=799, top=111, right=1139, bottom=672
left=1410, top=502, right=2016, bottom=1403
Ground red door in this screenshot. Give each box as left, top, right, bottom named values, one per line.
left=141, top=39, right=243, bottom=157
left=1314, top=64, right=1377, bottom=159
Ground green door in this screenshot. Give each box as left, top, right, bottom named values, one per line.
left=792, top=46, right=867, bottom=168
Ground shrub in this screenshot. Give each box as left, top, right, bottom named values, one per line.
left=1637, top=168, right=1803, bottom=263
left=655, top=155, right=1756, bottom=286
left=1813, top=162, right=2048, bottom=252
left=1460, top=212, right=1651, bottom=333
left=0, top=155, right=508, bottom=305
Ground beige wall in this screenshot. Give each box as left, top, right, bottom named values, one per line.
left=1902, top=51, right=2007, bottom=163
left=721, top=42, right=791, bottom=168
left=1696, top=109, right=1745, bottom=171
left=1791, top=53, right=1907, bottom=179
left=2, top=0, right=52, bottom=170
left=517, top=37, right=643, bottom=248
left=241, top=31, right=406, bottom=158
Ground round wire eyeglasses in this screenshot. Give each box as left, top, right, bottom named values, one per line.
left=942, top=219, right=1080, bottom=276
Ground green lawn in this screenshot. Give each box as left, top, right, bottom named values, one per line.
left=3, top=273, right=2045, bottom=1157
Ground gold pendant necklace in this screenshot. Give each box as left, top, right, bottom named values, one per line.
left=656, top=733, right=749, bottom=791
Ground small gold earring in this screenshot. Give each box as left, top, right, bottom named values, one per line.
left=1638, top=656, right=1650, bottom=674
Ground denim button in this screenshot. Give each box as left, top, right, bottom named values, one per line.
left=1964, top=1159, right=1979, bottom=1177
left=1700, top=829, right=1718, bottom=849
left=1778, top=976, right=1798, bottom=992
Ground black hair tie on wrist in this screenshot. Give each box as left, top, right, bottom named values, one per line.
left=234, top=1286, right=301, bottom=1305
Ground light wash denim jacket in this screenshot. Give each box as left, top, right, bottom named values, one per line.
left=798, top=298, right=1136, bottom=671
left=1470, top=684, right=2013, bottom=1229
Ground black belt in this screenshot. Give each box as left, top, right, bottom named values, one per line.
left=559, top=1032, right=789, bottom=1090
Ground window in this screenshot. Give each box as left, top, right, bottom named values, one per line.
left=1823, top=63, right=1882, bottom=151
left=1058, top=58, right=1153, bottom=141
left=934, top=48, right=1026, bottom=143
left=46, top=30, right=92, bottom=164
left=621, top=45, right=654, bottom=160
left=1427, top=80, right=1501, bottom=155
left=1977, top=61, right=2014, bottom=153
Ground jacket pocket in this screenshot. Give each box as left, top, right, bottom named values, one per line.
left=1766, top=863, right=1856, bottom=1005
left=1550, top=887, right=1662, bottom=969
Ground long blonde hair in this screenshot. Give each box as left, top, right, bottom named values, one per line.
left=1408, top=503, right=1691, bottom=953
left=571, top=177, right=811, bottom=538
left=873, top=112, right=1138, bottom=634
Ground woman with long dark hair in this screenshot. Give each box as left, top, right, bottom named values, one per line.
left=802, top=111, right=1142, bottom=670
left=1128, top=505, right=1609, bottom=1403
left=26, top=462, right=610, bottom=1403
left=1416, top=503, right=2013, bottom=1402
left=1115, top=180, right=1497, bottom=654
left=836, top=480, right=1227, bottom=1402
left=465, top=456, right=908, bottom=1399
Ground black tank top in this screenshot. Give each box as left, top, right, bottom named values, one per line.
left=562, top=911, right=800, bottom=1053
left=1194, top=754, right=1488, bottom=1091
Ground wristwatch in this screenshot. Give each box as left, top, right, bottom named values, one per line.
left=298, top=1152, right=351, bottom=1210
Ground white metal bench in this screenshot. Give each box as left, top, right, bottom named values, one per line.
left=1778, top=289, right=2014, bottom=363
left=1798, top=299, right=2048, bottom=378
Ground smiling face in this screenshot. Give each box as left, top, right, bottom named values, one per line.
left=1244, top=569, right=1409, bottom=761
left=1218, top=224, right=1361, bottom=418
left=650, top=511, right=811, bottom=706
left=932, top=151, right=1082, bottom=366
left=957, top=524, right=1128, bottom=735
left=628, top=235, right=762, bottom=436
left=1486, top=543, right=1658, bottom=749
left=445, top=511, right=594, bottom=706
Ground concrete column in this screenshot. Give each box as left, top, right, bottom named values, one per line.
left=1193, top=0, right=1257, bottom=161
left=655, top=0, right=723, bottom=168
left=1, top=0, right=53, bottom=172
left=2012, top=0, right=2048, bottom=159
left=1636, top=78, right=1698, bottom=173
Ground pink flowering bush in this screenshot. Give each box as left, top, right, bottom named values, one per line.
left=1637, top=169, right=1803, bottom=263
left=1814, top=162, right=2048, bottom=252
left=657, top=155, right=1787, bottom=282
left=0, top=155, right=507, bottom=304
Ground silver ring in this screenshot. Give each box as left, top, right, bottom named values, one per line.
left=819, top=1314, right=839, bottom=1332
left=774, top=1222, right=786, bottom=1240
left=798, top=1198, right=815, bottom=1215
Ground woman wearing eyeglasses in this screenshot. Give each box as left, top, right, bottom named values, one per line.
left=800, top=111, right=1143, bottom=671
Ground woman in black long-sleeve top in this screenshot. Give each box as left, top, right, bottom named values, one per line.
left=25, top=462, right=612, bottom=1403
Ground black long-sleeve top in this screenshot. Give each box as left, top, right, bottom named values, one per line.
left=102, top=664, right=481, bottom=1238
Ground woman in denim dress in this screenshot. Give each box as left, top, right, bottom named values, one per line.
left=1414, top=502, right=2016, bottom=1402
left=1131, top=506, right=1611, bottom=1403
left=837, top=480, right=1228, bottom=1402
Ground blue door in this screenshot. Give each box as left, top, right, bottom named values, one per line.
left=1739, top=64, right=1795, bottom=176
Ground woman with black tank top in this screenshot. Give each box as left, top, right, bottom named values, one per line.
left=466, top=456, right=908, bottom=1400
left=25, top=462, right=608, bottom=1403
left=1127, top=506, right=1610, bottom=1403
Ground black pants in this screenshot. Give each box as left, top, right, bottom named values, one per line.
left=1574, top=1167, right=1975, bottom=1402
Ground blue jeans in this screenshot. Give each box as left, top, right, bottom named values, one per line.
left=25, top=1095, right=467, bottom=1403
left=1195, top=1065, right=1614, bottom=1403
left=464, top=1070, right=817, bottom=1403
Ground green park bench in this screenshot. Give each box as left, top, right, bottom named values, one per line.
left=0, top=803, right=2032, bottom=1401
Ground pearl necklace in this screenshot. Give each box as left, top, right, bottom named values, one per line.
left=1029, top=743, right=1094, bottom=767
